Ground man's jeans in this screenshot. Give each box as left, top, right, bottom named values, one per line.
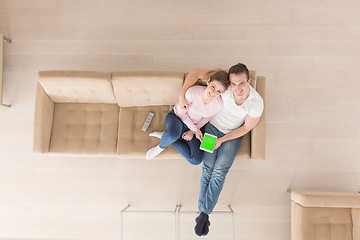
left=159, top=110, right=203, bottom=165
left=198, top=123, right=243, bottom=214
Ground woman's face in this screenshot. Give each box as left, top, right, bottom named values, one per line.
left=204, top=80, right=226, bottom=101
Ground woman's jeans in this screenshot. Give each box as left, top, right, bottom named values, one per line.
left=159, top=110, right=203, bottom=165
left=198, top=123, right=243, bottom=214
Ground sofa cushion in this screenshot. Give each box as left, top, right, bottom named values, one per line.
left=50, top=103, right=119, bottom=155
left=111, top=71, right=184, bottom=107
left=117, top=105, right=180, bottom=159
left=291, top=202, right=353, bottom=240
left=38, top=71, right=116, bottom=104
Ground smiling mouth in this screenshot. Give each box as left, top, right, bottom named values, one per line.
left=235, top=90, right=243, bottom=95
left=208, top=92, right=214, bottom=98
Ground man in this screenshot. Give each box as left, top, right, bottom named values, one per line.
left=178, top=63, right=264, bottom=236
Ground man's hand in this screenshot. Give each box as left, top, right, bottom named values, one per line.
left=194, top=129, right=203, bottom=141
left=214, top=137, right=224, bottom=150
left=178, top=95, right=189, bottom=109
left=179, top=68, right=209, bottom=110
left=182, top=130, right=194, bottom=141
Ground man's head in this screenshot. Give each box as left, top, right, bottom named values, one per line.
left=228, top=63, right=250, bottom=98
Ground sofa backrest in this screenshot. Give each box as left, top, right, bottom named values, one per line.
left=37, top=71, right=116, bottom=104
left=249, top=70, right=256, bottom=89
left=111, top=71, right=184, bottom=107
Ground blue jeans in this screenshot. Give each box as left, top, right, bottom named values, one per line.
left=198, top=123, right=243, bottom=214
left=159, top=110, right=203, bottom=165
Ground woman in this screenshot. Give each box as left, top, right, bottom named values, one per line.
left=146, top=69, right=229, bottom=165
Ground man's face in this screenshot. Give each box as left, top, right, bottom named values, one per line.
left=229, top=73, right=250, bottom=97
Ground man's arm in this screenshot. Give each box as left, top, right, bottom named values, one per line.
left=214, top=115, right=261, bottom=149
left=179, top=68, right=209, bottom=109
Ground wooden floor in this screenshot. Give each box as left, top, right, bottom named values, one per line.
left=1, top=0, right=360, bottom=239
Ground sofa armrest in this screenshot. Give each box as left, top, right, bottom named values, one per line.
left=33, top=82, right=55, bottom=153
left=251, top=76, right=266, bottom=160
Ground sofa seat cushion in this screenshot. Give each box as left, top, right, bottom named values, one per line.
left=50, top=103, right=119, bottom=155
left=292, top=202, right=353, bottom=240
left=117, top=105, right=180, bottom=159
left=38, top=71, right=116, bottom=104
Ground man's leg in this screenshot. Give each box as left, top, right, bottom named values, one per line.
left=198, top=123, right=220, bottom=212
left=199, top=136, right=242, bottom=214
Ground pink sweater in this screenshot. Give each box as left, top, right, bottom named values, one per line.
left=174, top=85, right=224, bottom=132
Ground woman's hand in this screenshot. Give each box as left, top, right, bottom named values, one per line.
left=214, top=137, right=224, bottom=150
left=178, top=95, right=189, bottom=109
left=182, top=130, right=194, bottom=141
left=194, top=129, right=203, bottom=141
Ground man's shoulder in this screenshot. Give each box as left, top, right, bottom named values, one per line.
left=249, top=85, right=263, bottom=103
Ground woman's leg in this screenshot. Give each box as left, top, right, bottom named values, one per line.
left=159, top=110, right=185, bottom=149
left=171, top=136, right=203, bottom=165
left=146, top=110, right=185, bottom=160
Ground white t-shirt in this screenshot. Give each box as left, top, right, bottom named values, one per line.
left=210, top=85, right=264, bottom=134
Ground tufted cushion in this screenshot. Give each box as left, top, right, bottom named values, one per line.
left=292, top=202, right=353, bottom=240
left=50, top=103, right=119, bottom=155
left=117, top=105, right=180, bottom=159
left=111, top=71, right=184, bottom=107
left=38, top=71, right=116, bottom=104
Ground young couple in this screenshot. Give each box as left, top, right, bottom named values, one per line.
left=146, top=63, right=264, bottom=237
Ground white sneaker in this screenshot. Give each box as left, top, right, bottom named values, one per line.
left=146, top=145, right=164, bottom=160
left=149, top=131, right=164, bottom=139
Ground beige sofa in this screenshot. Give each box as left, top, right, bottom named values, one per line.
left=291, top=190, right=360, bottom=240
left=33, top=70, right=266, bottom=160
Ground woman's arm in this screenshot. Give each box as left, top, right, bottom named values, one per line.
left=179, top=68, right=209, bottom=109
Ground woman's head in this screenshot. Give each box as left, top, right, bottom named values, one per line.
left=202, top=69, right=229, bottom=101
left=207, top=69, right=230, bottom=90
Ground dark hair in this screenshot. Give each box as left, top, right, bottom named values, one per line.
left=195, top=69, right=229, bottom=89
left=228, top=63, right=250, bottom=80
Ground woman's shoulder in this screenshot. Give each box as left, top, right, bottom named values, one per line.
left=185, top=85, right=205, bottom=101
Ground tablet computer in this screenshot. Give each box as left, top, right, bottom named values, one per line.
left=200, top=133, right=217, bottom=153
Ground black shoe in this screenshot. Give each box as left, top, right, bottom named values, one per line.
left=202, top=217, right=211, bottom=236
left=194, top=212, right=208, bottom=236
